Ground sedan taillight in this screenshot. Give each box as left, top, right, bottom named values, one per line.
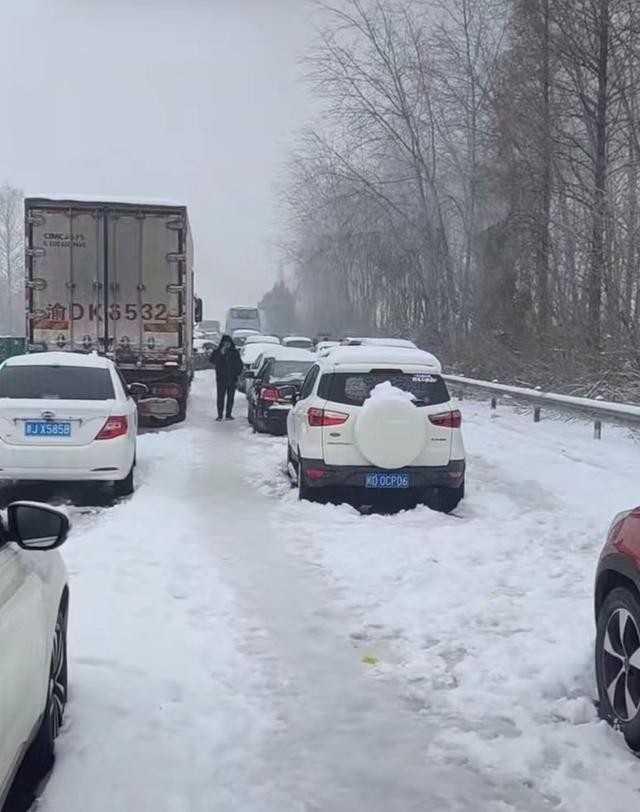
left=260, top=387, right=280, bottom=403
left=429, top=410, right=462, bottom=429
left=96, top=415, right=128, bottom=440
left=308, top=407, right=349, bottom=427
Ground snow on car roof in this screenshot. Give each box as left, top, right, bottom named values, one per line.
left=282, top=336, right=312, bottom=343
left=232, top=328, right=261, bottom=336
left=259, top=346, right=315, bottom=362
left=342, top=336, right=417, bottom=348
left=3, top=351, right=114, bottom=368
left=242, top=342, right=288, bottom=363
left=360, top=337, right=417, bottom=349
left=326, top=346, right=442, bottom=372
left=245, top=335, right=280, bottom=345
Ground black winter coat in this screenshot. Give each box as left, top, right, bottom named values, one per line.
left=211, top=344, right=243, bottom=383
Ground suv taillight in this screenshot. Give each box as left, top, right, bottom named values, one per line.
left=308, top=407, right=349, bottom=427
left=96, top=415, right=128, bottom=440
left=429, top=410, right=462, bottom=429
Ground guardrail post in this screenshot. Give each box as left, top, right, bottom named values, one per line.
left=534, top=406, right=541, bottom=422
left=594, top=419, right=602, bottom=440
left=491, top=396, right=497, bottom=410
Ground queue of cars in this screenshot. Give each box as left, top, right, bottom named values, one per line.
left=1, top=326, right=640, bottom=810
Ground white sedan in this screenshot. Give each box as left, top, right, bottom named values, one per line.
left=0, top=501, right=70, bottom=807
left=0, top=352, right=139, bottom=496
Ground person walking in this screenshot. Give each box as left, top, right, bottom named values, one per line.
left=210, top=334, right=243, bottom=421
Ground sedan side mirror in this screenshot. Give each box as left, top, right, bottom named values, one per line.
left=128, top=382, right=149, bottom=398
left=8, top=502, right=70, bottom=551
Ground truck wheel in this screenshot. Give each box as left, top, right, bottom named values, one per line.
left=175, top=398, right=187, bottom=423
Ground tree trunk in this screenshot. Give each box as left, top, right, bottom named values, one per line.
left=588, top=0, right=610, bottom=353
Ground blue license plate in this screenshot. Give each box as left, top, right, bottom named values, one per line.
left=365, top=472, right=411, bottom=489
left=24, top=421, right=72, bottom=438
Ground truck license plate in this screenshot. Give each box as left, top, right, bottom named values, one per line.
left=365, top=472, right=410, bottom=489
left=25, top=421, right=71, bottom=437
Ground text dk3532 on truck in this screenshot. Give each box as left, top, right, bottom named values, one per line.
left=24, top=196, right=197, bottom=423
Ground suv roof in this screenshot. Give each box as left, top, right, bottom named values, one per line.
left=322, top=346, right=442, bottom=373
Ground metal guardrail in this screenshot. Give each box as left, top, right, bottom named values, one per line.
left=442, top=374, right=640, bottom=437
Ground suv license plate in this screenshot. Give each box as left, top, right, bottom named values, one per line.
left=25, top=421, right=72, bottom=437
left=365, top=472, right=410, bottom=489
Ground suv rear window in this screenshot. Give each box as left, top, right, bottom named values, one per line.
left=319, top=371, right=449, bottom=407
left=0, top=365, right=115, bottom=400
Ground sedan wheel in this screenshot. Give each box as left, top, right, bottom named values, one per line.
left=26, top=598, right=68, bottom=774
left=596, top=587, right=640, bottom=748
left=48, top=611, right=68, bottom=739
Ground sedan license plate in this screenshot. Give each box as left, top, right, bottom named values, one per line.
left=24, top=421, right=72, bottom=438
left=365, top=472, right=410, bottom=489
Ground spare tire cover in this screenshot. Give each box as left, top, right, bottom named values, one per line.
left=355, top=396, right=426, bottom=469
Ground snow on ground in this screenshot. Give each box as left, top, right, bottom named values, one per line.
left=37, top=396, right=277, bottom=811
left=26, top=371, right=640, bottom=811
left=243, top=396, right=640, bottom=811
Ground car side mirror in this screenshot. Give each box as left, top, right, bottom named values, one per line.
left=127, top=382, right=149, bottom=398
left=8, top=502, right=70, bottom=551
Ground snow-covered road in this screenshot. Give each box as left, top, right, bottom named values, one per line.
left=33, top=371, right=640, bottom=811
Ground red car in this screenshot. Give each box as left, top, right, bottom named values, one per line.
left=595, top=507, right=640, bottom=748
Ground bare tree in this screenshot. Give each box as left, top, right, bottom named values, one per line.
left=277, top=0, right=640, bottom=395
left=0, top=183, right=24, bottom=336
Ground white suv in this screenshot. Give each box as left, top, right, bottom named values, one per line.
left=287, top=346, right=465, bottom=511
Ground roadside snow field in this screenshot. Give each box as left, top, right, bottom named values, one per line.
left=31, top=372, right=640, bottom=811
left=243, top=393, right=640, bottom=810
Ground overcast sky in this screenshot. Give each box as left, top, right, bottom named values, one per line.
left=0, top=0, right=314, bottom=321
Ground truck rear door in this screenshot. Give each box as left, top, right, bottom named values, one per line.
left=26, top=203, right=104, bottom=353
left=106, top=208, right=184, bottom=369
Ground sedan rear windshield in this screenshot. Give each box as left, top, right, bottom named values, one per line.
left=319, top=371, right=449, bottom=407
left=269, top=361, right=314, bottom=382
left=0, top=365, right=115, bottom=400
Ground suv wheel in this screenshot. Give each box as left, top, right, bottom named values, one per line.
left=426, top=482, right=464, bottom=514
left=596, top=586, right=640, bottom=749
left=297, top=457, right=322, bottom=502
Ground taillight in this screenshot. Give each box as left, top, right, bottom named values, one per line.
left=429, top=410, right=462, bottom=429
left=260, top=387, right=280, bottom=403
left=306, top=467, right=327, bottom=480
left=308, top=407, right=349, bottom=427
left=153, top=384, right=182, bottom=399
left=96, top=415, right=128, bottom=440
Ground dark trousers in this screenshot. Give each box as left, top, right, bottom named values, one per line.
left=216, top=378, right=236, bottom=418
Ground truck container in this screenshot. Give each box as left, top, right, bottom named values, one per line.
left=24, top=196, right=194, bottom=423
